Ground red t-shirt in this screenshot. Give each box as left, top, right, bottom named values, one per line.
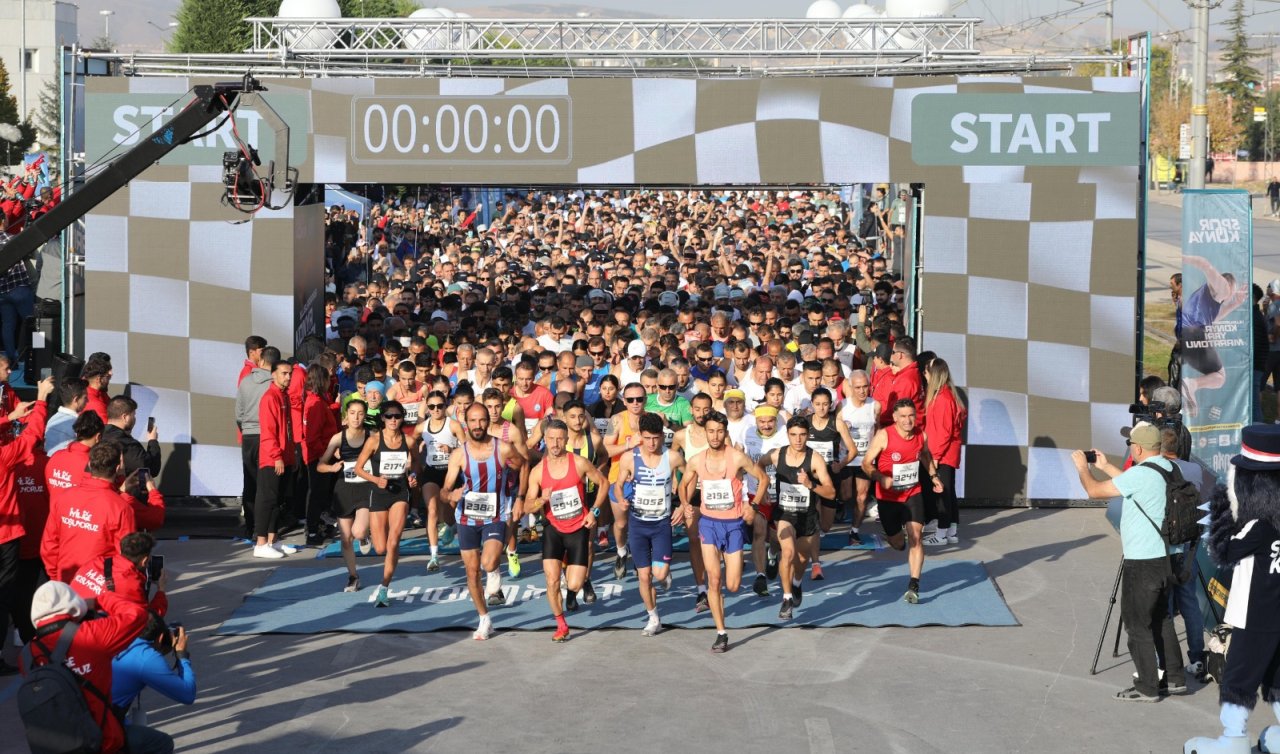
left=875, top=427, right=924, bottom=503
left=541, top=455, right=588, bottom=534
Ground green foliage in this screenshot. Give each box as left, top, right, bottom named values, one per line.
left=34, top=77, right=60, bottom=154
left=1215, top=0, right=1263, bottom=132
left=169, top=0, right=277, bottom=54
left=337, top=0, right=419, bottom=16
left=0, top=58, right=36, bottom=159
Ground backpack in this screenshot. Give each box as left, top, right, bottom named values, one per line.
left=1137, top=460, right=1203, bottom=584
left=17, top=623, right=106, bottom=754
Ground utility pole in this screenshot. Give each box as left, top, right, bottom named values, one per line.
left=1104, top=0, right=1115, bottom=76
left=1188, top=0, right=1214, bottom=190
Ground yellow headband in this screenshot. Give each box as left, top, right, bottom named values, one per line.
left=754, top=406, right=779, bottom=418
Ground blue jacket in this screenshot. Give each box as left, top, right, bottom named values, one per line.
left=111, top=638, right=197, bottom=709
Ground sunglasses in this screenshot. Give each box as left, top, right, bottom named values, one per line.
left=589, top=350, right=606, bottom=356
left=426, top=403, right=445, bottom=410
left=383, top=414, right=405, bottom=420
left=624, top=396, right=646, bottom=404
left=658, top=384, right=677, bottom=390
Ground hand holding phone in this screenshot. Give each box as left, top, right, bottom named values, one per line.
left=1083, top=450, right=1097, bottom=465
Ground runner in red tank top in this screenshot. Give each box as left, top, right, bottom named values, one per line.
left=524, top=418, right=608, bottom=643
left=862, top=398, right=944, bottom=605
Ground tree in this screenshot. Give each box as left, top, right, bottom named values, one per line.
left=337, top=0, right=419, bottom=16
left=170, top=0, right=277, bottom=54
left=1149, top=89, right=1244, bottom=159
left=33, top=76, right=60, bottom=155
left=0, top=58, right=36, bottom=163
left=1215, top=0, right=1262, bottom=133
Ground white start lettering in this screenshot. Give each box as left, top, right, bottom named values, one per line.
left=949, top=112, right=1111, bottom=155
left=1270, top=539, right=1280, bottom=575
left=113, top=105, right=264, bottom=151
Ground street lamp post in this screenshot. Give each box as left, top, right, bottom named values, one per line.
left=99, top=10, right=115, bottom=41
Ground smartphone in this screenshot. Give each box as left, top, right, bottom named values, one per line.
left=147, top=416, right=156, bottom=433
left=39, top=367, right=51, bottom=381
left=1083, top=450, right=1097, bottom=464
left=148, top=554, right=164, bottom=582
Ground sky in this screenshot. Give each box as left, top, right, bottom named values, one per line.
left=68, top=0, right=1280, bottom=52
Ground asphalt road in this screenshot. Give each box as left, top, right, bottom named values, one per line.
left=1145, top=191, right=1280, bottom=299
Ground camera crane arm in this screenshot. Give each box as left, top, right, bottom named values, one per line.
left=0, top=77, right=266, bottom=273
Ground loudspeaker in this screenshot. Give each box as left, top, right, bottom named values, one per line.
left=22, top=298, right=61, bottom=385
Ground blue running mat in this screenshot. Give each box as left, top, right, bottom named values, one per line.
left=217, top=558, right=1017, bottom=635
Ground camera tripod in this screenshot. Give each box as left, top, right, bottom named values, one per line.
left=1089, top=554, right=1221, bottom=675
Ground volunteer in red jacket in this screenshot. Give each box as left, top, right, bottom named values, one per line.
left=43, top=441, right=162, bottom=583
left=922, top=358, right=966, bottom=547
left=524, top=418, right=608, bottom=643
left=885, top=336, right=925, bottom=424
left=21, top=580, right=165, bottom=754
left=81, top=355, right=112, bottom=423
left=46, top=411, right=104, bottom=511
left=301, top=363, right=338, bottom=546
left=0, top=376, right=51, bottom=638
left=862, top=398, right=944, bottom=605
left=253, top=358, right=298, bottom=559
left=70, top=531, right=168, bottom=617
left=11, top=443, right=49, bottom=643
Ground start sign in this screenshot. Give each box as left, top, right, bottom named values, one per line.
left=910, top=93, right=1138, bottom=166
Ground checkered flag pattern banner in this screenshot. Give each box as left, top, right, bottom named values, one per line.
left=84, top=75, right=1140, bottom=501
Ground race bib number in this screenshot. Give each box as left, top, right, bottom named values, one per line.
left=594, top=418, right=610, bottom=436
left=343, top=460, right=371, bottom=483
left=891, top=461, right=920, bottom=489
left=378, top=451, right=408, bottom=477
left=853, top=430, right=871, bottom=454
left=778, top=482, right=810, bottom=512
left=632, top=483, right=668, bottom=518
left=549, top=486, right=584, bottom=520
left=765, top=466, right=778, bottom=501
left=403, top=402, right=421, bottom=423
left=426, top=441, right=451, bottom=468
left=462, top=492, right=498, bottom=519
left=807, top=440, right=834, bottom=463
left=702, top=479, right=734, bottom=511
left=663, top=427, right=675, bottom=448
left=525, top=418, right=539, bottom=433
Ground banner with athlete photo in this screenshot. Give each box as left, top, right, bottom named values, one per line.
left=1180, top=189, right=1253, bottom=483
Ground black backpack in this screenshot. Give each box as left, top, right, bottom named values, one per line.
left=17, top=623, right=106, bottom=754
left=1137, top=461, right=1203, bottom=584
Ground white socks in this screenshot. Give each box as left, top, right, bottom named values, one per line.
left=697, top=585, right=707, bottom=595
left=1221, top=703, right=1249, bottom=737
left=618, top=546, right=628, bottom=558
left=947, top=524, right=958, bottom=537
left=647, top=608, right=658, bottom=621
left=430, top=545, right=438, bottom=557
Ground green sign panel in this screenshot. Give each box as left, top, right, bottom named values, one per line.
left=911, top=93, right=1139, bottom=166
left=85, top=92, right=310, bottom=168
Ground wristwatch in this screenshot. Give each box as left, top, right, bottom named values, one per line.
left=591, top=507, right=601, bottom=517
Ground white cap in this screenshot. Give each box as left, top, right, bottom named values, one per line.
left=627, top=340, right=647, bottom=358
left=430, top=309, right=448, bottom=320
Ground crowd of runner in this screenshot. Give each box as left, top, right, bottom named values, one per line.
left=227, top=187, right=968, bottom=652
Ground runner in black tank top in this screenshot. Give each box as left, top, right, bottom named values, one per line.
left=316, top=399, right=374, bottom=593
left=353, top=401, right=420, bottom=607
left=805, top=387, right=852, bottom=582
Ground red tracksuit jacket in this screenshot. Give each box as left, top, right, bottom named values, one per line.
left=258, top=385, right=296, bottom=469
left=0, top=401, right=46, bottom=546
left=71, top=552, right=168, bottom=617
left=16, top=449, right=48, bottom=560
left=302, top=391, right=338, bottom=465
left=41, top=476, right=139, bottom=583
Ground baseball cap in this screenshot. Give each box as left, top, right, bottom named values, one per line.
left=575, top=355, right=594, bottom=369
left=658, top=291, right=680, bottom=307
left=713, top=284, right=732, bottom=299
left=1122, top=421, right=1160, bottom=451
left=627, top=340, right=647, bottom=358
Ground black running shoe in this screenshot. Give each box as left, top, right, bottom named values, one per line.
left=904, top=586, right=919, bottom=604
left=582, top=579, right=597, bottom=604
left=752, top=573, right=769, bottom=597
left=486, top=591, right=506, bottom=606
left=778, top=598, right=794, bottom=620
left=793, top=582, right=803, bottom=607
left=613, top=554, right=627, bottom=581
left=711, top=633, right=729, bottom=654
left=566, top=590, right=580, bottom=612
left=305, top=530, right=324, bottom=547
left=765, top=551, right=779, bottom=580
left=694, top=591, right=710, bottom=613
left=848, top=530, right=863, bottom=546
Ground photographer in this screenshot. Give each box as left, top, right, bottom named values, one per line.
left=70, top=531, right=169, bottom=617
left=1129, top=384, right=1191, bottom=462
left=111, top=611, right=196, bottom=734
left=1072, top=424, right=1187, bottom=702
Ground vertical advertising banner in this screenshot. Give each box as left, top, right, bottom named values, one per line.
left=1180, top=189, right=1253, bottom=483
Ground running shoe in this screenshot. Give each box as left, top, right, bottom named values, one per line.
left=374, top=585, right=390, bottom=608
left=253, top=544, right=284, bottom=559
left=903, top=586, right=919, bottom=604
left=273, top=541, right=299, bottom=555
left=865, top=501, right=879, bottom=521
left=344, top=574, right=361, bottom=593
left=694, top=591, right=710, bottom=613
left=711, top=633, right=729, bottom=653
left=507, top=550, right=521, bottom=578
left=357, top=538, right=372, bottom=556
left=597, top=531, right=610, bottom=549
left=427, top=556, right=440, bottom=573
left=811, top=563, right=825, bottom=581
left=613, top=553, right=627, bottom=580
left=487, top=591, right=506, bottom=606
left=922, top=532, right=949, bottom=547
left=793, top=582, right=803, bottom=607
left=642, top=615, right=662, bottom=636
left=752, top=574, right=769, bottom=597
left=778, top=597, right=794, bottom=620
left=473, top=619, right=494, bottom=641
left=765, top=550, right=779, bottom=580
left=439, top=524, right=455, bottom=546
left=407, top=511, right=425, bottom=529
left=305, top=530, right=325, bottom=547
left=552, top=625, right=571, bottom=643
left=848, top=530, right=863, bottom=546
left=660, top=570, right=672, bottom=592
left=566, top=589, right=580, bottom=612
left=582, top=579, right=597, bottom=604
left=947, top=531, right=960, bottom=545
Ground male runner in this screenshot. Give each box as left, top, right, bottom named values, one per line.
left=740, top=405, right=788, bottom=596
left=613, top=412, right=685, bottom=636
left=604, top=381, right=647, bottom=579
left=524, top=419, right=608, bottom=642
left=839, top=370, right=880, bottom=542
left=862, top=399, right=944, bottom=603
left=482, top=387, right=530, bottom=581
left=563, top=399, right=608, bottom=600
left=672, top=392, right=714, bottom=609
left=679, top=411, right=769, bottom=653
left=441, top=403, right=525, bottom=639
left=760, top=415, right=837, bottom=619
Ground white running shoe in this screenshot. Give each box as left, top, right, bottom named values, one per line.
left=642, top=615, right=662, bottom=636
left=273, top=542, right=299, bottom=555
left=660, top=571, right=673, bottom=592
left=865, top=502, right=879, bottom=522
left=473, top=618, right=494, bottom=641
left=921, top=532, right=949, bottom=547
left=253, top=544, right=285, bottom=559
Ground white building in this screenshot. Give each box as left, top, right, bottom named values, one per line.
left=0, top=0, right=78, bottom=136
